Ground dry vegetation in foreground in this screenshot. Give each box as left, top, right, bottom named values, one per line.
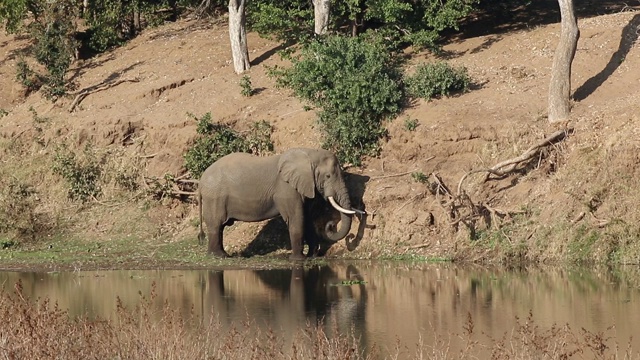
left=0, top=281, right=636, bottom=360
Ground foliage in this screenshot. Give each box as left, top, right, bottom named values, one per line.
left=184, top=113, right=274, bottom=178
left=0, top=178, right=42, bottom=242
left=248, top=0, right=478, bottom=50
left=83, top=0, right=183, bottom=53
left=272, top=35, right=403, bottom=165
left=404, top=117, right=418, bottom=131
left=411, top=171, right=429, bottom=183
left=246, top=120, right=274, bottom=155
left=15, top=58, right=41, bottom=94
left=239, top=75, right=253, bottom=96
left=405, top=61, right=471, bottom=100
left=247, top=0, right=314, bottom=44
left=9, top=0, right=78, bottom=99
left=52, top=144, right=103, bottom=202
left=0, top=0, right=32, bottom=33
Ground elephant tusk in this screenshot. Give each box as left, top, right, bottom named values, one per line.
left=328, top=196, right=357, bottom=215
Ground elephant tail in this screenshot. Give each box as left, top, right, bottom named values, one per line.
left=198, top=188, right=205, bottom=245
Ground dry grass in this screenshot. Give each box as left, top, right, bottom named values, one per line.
left=0, top=281, right=636, bottom=360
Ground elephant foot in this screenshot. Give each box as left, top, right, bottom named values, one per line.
left=209, top=249, right=230, bottom=258
left=289, top=253, right=306, bottom=261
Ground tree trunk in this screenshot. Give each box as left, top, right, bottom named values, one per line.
left=312, top=0, right=330, bottom=36
left=228, top=0, right=250, bottom=74
left=548, top=0, right=579, bottom=123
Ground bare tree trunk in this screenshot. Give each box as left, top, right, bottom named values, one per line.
left=228, top=0, right=250, bottom=74
left=196, top=0, right=212, bottom=17
left=548, top=0, right=579, bottom=123
left=312, top=0, right=330, bottom=35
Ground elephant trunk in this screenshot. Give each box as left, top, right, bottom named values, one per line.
left=324, top=191, right=353, bottom=241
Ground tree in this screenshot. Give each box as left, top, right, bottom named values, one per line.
left=548, top=0, right=579, bottom=123
left=229, top=0, right=250, bottom=74
left=312, top=0, right=330, bottom=35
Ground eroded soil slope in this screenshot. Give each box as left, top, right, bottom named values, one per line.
left=1, top=10, right=639, bottom=264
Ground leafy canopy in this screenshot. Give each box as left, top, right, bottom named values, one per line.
left=248, top=0, right=478, bottom=50
left=273, top=35, right=404, bottom=165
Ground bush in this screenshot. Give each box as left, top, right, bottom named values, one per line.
left=405, top=61, right=470, bottom=100
left=0, top=178, right=42, bottom=243
left=184, top=113, right=274, bottom=178
left=272, top=35, right=403, bottom=165
left=52, top=145, right=103, bottom=202
left=12, top=0, right=79, bottom=99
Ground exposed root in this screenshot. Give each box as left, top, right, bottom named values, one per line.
left=434, top=128, right=573, bottom=237
left=456, top=128, right=572, bottom=195
left=68, top=78, right=140, bottom=112
left=143, top=175, right=197, bottom=199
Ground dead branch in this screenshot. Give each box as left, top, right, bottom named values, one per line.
left=394, top=193, right=422, bottom=213
left=371, top=170, right=416, bottom=180
left=456, top=129, right=572, bottom=195
left=68, top=78, right=140, bottom=112
left=483, top=128, right=571, bottom=180
left=406, top=243, right=430, bottom=250
left=143, top=175, right=196, bottom=198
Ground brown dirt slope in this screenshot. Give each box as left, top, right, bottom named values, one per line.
left=1, top=10, right=639, bottom=264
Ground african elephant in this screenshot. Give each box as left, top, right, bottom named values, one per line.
left=198, top=148, right=361, bottom=260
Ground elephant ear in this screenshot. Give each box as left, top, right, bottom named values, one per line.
left=278, top=149, right=316, bottom=199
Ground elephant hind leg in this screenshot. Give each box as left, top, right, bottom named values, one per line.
left=202, top=198, right=229, bottom=258
left=207, top=223, right=229, bottom=258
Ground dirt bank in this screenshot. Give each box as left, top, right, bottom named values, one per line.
left=1, top=10, right=639, bottom=268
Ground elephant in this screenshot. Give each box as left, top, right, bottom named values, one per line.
left=198, top=148, right=362, bottom=260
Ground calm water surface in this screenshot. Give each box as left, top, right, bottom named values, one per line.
left=1, top=262, right=639, bottom=356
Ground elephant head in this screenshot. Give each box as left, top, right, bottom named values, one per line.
left=278, top=148, right=356, bottom=242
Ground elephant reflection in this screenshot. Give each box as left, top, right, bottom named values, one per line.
left=202, top=264, right=368, bottom=344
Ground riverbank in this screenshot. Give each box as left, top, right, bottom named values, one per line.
left=1, top=10, right=640, bottom=267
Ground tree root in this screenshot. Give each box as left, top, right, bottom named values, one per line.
left=430, top=128, right=572, bottom=236
left=456, top=128, right=572, bottom=195
left=68, top=78, right=140, bottom=112
left=143, top=175, right=197, bottom=199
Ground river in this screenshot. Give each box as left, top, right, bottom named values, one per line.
left=1, top=261, right=639, bottom=357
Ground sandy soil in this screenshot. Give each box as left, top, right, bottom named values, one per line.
left=1, top=8, right=639, bottom=263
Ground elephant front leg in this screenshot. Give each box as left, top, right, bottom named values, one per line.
left=285, top=217, right=306, bottom=261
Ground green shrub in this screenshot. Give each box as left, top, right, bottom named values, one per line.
left=239, top=75, right=253, bottom=97
left=405, top=61, right=470, bottom=100
left=184, top=113, right=274, bottom=178
left=411, top=171, right=429, bottom=183
left=246, top=120, right=275, bottom=155
left=272, top=35, right=403, bottom=165
left=52, top=145, right=103, bottom=202
left=15, top=58, right=41, bottom=94
left=0, top=178, right=41, bottom=242
left=13, top=0, right=78, bottom=99
left=247, top=0, right=477, bottom=50
left=404, top=117, right=419, bottom=131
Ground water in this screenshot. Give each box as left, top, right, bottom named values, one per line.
left=1, top=262, right=639, bottom=356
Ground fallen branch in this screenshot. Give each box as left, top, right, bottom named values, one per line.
left=456, top=128, right=573, bottom=195
left=371, top=170, right=416, bottom=180
left=68, top=77, right=140, bottom=112
left=483, top=128, right=571, bottom=180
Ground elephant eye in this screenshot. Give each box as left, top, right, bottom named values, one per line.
left=325, top=174, right=331, bottom=179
